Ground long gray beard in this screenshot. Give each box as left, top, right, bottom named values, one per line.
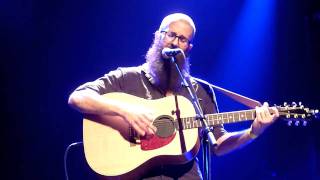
left=145, top=35, right=190, bottom=93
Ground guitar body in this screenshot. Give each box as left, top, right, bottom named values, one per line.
left=83, top=92, right=200, bottom=179
left=82, top=92, right=318, bottom=179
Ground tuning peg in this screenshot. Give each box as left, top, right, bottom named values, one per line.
left=295, top=121, right=300, bottom=126
left=301, top=114, right=306, bottom=118
left=292, top=102, right=297, bottom=107
left=287, top=121, right=292, bottom=126
left=284, top=102, right=287, bottom=106
left=303, top=121, right=307, bottom=126
left=298, top=102, right=304, bottom=108
left=294, top=114, right=298, bottom=118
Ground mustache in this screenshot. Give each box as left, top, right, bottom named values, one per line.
left=145, top=37, right=190, bottom=75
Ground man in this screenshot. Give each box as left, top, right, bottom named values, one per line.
left=68, top=13, right=279, bottom=179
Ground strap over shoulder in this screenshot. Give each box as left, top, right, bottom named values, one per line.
left=192, top=77, right=262, bottom=109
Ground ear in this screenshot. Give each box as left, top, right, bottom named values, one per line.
left=187, top=43, right=193, bottom=52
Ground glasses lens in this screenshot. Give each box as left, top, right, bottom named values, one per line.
left=179, top=37, right=189, bottom=44
left=166, top=32, right=176, bottom=40
left=164, top=31, right=189, bottom=45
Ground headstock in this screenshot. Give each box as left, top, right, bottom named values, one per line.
left=276, top=102, right=319, bottom=126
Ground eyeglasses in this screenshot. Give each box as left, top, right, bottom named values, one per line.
left=161, top=31, right=191, bottom=46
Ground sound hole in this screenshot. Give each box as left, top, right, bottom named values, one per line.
left=153, top=115, right=175, bottom=138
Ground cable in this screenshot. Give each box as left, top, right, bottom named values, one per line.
left=64, top=141, right=83, bottom=180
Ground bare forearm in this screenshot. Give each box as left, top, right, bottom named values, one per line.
left=213, top=102, right=279, bottom=156
left=68, top=90, right=156, bottom=136
left=214, top=129, right=253, bottom=156
left=68, top=90, right=123, bottom=116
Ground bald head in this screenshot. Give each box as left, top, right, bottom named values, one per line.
left=159, top=13, right=196, bottom=38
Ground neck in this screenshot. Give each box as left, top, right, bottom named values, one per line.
left=177, top=109, right=257, bottom=130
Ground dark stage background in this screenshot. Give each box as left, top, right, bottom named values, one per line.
left=2, top=0, right=320, bottom=179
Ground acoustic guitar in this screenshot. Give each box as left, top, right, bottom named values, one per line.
left=82, top=92, right=318, bottom=179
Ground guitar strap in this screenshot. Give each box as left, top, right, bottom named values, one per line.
left=193, top=77, right=262, bottom=109
left=140, top=63, right=261, bottom=108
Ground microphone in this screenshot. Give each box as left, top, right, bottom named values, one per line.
left=161, top=48, right=183, bottom=59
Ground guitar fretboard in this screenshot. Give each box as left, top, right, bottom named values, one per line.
left=177, top=109, right=256, bottom=130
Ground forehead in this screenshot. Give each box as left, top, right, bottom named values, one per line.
left=168, top=20, right=194, bottom=39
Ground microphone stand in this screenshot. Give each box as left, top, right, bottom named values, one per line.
left=170, top=56, right=216, bottom=180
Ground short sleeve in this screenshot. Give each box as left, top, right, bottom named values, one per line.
left=74, top=68, right=124, bottom=95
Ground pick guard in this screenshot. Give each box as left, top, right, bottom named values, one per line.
left=141, top=133, right=176, bottom=150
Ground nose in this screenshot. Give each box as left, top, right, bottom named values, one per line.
left=170, top=37, right=179, bottom=48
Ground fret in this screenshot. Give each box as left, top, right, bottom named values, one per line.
left=205, top=116, right=211, bottom=126
left=228, top=113, right=234, bottom=123
left=247, top=110, right=255, bottom=119
left=209, top=119, right=214, bottom=126
left=223, top=113, right=228, bottom=122
left=234, top=112, right=239, bottom=121
left=211, top=114, right=217, bottom=125
left=207, top=114, right=211, bottom=121
left=239, top=112, right=245, bottom=121
left=246, top=111, right=250, bottom=119
left=227, top=113, right=233, bottom=122
left=204, top=115, right=208, bottom=122
left=245, top=111, right=250, bottom=120
left=217, top=114, right=223, bottom=124
left=192, top=117, right=198, bottom=128
left=185, top=117, right=191, bottom=129
left=251, top=110, right=256, bottom=119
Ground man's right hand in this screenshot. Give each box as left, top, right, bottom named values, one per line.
left=120, top=105, right=157, bottom=137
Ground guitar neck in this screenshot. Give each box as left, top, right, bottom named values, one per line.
left=178, top=109, right=256, bottom=130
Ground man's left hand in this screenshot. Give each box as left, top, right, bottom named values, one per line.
left=251, top=102, right=279, bottom=136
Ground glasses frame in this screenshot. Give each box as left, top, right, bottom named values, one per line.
left=161, top=31, right=191, bottom=46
